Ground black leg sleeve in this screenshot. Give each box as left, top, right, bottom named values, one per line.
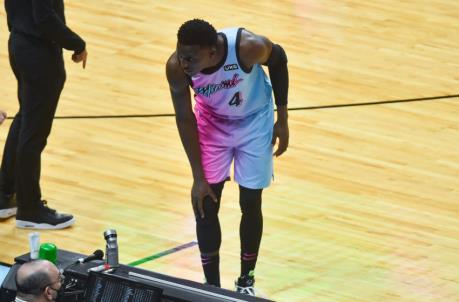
left=239, top=185, right=263, bottom=276
left=194, top=181, right=225, bottom=286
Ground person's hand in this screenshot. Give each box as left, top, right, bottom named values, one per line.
left=72, top=49, right=88, bottom=69
left=272, top=120, right=289, bottom=157
left=0, top=111, right=7, bottom=125
left=191, top=179, right=217, bottom=218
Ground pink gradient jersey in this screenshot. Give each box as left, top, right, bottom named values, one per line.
left=190, top=27, right=273, bottom=119
left=190, top=28, right=274, bottom=188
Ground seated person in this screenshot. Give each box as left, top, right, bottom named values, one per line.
left=15, top=260, right=63, bottom=302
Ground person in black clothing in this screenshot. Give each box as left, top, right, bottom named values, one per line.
left=0, top=0, right=87, bottom=229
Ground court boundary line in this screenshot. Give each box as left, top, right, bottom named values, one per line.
left=287, top=94, right=459, bottom=111
left=4, top=94, right=458, bottom=120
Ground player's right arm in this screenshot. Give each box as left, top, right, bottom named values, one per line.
left=166, top=53, right=217, bottom=217
left=166, top=52, right=204, bottom=182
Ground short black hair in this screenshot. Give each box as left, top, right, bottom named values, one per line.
left=177, top=19, right=217, bottom=47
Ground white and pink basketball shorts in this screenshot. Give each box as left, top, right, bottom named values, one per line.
left=195, top=103, right=274, bottom=189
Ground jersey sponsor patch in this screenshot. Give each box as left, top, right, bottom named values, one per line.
left=224, top=64, right=239, bottom=71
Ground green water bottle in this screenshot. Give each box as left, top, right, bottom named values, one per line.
left=39, top=243, right=58, bottom=264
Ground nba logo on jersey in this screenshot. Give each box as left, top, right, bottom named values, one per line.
left=224, top=64, right=239, bottom=71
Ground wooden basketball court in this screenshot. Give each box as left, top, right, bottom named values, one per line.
left=0, top=1, right=458, bottom=301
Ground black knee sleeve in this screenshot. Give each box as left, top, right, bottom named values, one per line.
left=239, top=186, right=262, bottom=216
left=239, top=186, right=263, bottom=253
left=193, top=181, right=224, bottom=223
left=195, top=181, right=225, bottom=253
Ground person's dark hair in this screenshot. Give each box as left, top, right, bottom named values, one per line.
left=177, top=19, right=218, bottom=47
left=16, top=269, right=52, bottom=296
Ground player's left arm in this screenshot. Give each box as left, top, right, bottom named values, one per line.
left=240, top=30, right=289, bottom=157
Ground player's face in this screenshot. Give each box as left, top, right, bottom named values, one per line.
left=177, top=43, right=214, bottom=76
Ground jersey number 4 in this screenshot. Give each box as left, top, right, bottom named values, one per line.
left=228, top=92, right=243, bottom=107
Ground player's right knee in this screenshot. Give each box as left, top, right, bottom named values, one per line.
left=194, top=197, right=220, bottom=226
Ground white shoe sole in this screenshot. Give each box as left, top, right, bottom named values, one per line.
left=16, top=217, right=75, bottom=229
left=0, top=207, right=17, bottom=219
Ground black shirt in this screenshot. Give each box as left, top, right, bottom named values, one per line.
left=5, top=0, right=85, bottom=53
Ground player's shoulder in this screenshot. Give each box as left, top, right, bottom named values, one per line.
left=166, top=51, right=189, bottom=90
left=166, top=51, right=180, bottom=71
left=239, top=29, right=267, bottom=49
left=238, top=29, right=271, bottom=65
left=166, top=52, right=183, bottom=79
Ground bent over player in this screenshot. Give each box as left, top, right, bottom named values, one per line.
left=166, top=19, right=289, bottom=296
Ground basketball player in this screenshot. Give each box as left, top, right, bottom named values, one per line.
left=166, top=19, right=289, bottom=295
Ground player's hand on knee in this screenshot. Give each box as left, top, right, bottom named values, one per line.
left=272, top=120, right=289, bottom=157
left=192, top=179, right=218, bottom=218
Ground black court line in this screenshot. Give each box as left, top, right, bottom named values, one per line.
left=54, top=113, right=176, bottom=119
left=4, top=94, right=458, bottom=120
left=3, top=113, right=175, bottom=120
left=287, top=94, right=459, bottom=111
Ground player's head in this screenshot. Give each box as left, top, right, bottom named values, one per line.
left=176, top=19, right=218, bottom=76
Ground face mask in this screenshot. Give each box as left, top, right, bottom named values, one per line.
left=48, top=285, right=65, bottom=301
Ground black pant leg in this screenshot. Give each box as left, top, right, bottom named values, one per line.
left=0, top=39, right=23, bottom=195
left=4, top=33, right=66, bottom=212
left=0, top=113, right=22, bottom=195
